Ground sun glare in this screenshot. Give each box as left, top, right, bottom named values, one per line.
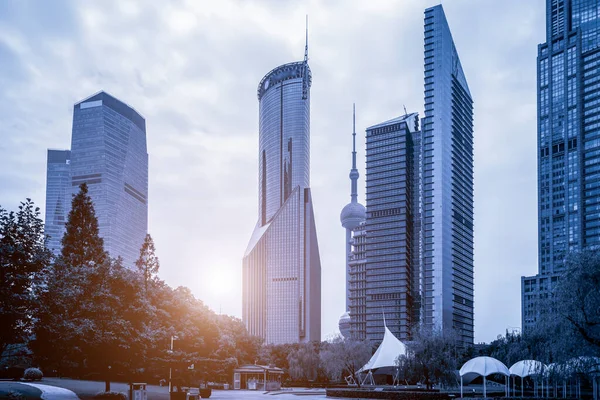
left=207, top=269, right=234, bottom=296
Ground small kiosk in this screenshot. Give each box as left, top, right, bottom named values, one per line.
left=233, top=364, right=284, bottom=391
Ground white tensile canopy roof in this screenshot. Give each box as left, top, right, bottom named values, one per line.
left=509, top=360, right=546, bottom=378
left=460, top=356, right=510, bottom=380
left=358, top=325, right=407, bottom=374
left=459, top=356, right=510, bottom=398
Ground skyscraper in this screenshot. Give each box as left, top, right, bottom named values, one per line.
left=242, top=35, right=322, bottom=344
left=45, top=149, right=71, bottom=256
left=421, top=5, right=474, bottom=345
left=364, top=113, right=419, bottom=342
left=45, top=91, right=148, bottom=268
left=345, top=5, right=473, bottom=344
left=348, top=221, right=367, bottom=340
left=522, top=0, right=600, bottom=331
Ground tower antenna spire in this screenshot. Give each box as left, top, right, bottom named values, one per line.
left=349, top=103, right=358, bottom=203
left=302, top=15, right=310, bottom=100
left=304, top=14, right=309, bottom=63
left=352, top=103, right=356, bottom=168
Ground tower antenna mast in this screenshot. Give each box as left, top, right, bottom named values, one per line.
left=302, top=15, right=309, bottom=100
left=304, top=14, right=309, bottom=63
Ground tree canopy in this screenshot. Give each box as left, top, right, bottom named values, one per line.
left=0, top=199, right=52, bottom=358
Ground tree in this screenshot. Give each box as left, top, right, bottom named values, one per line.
left=0, top=199, right=52, bottom=357
left=554, top=250, right=600, bottom=353
left=59, top=183, right=106, bottom=269
left=319, top=335, right=372, bottom=386
left=212, top=315, right=263, bottom=366
left=397, top=328, right=461, bottom=389
left=32, top=184, right=147, bottom=387
left=287, top=342, right=320, bottom=381
left=135, top=234, right=160, bottom=294
left=482, top=331, right=534, bottom=368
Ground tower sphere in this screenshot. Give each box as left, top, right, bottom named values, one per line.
left=340, top=201, right=366, bottom=230
left=338, top=311, right=351, bottom=338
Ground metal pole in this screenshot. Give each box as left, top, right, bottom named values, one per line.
left=169, top=336, right=174, bottom=393
left=484, top=375, right=487, bottom=398
left=513, top=376, right=515, bottom=397
left=461, top=375, right=463, bottom=398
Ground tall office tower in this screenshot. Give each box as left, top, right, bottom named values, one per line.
left=69, top=91, right=148, bottom=269
left=522, top=0, right=600, bottom=331
left=422, top=5, right=474, bottom=345
left=348, top=222, right=367, bottom=340
left=242, top=35, right=322, bottom=344
left=364, top=113, right=419, bottom=342
left=341, top=105, right=367, bottom=311
left=411, top=130, right=423, bottom=328
left=45, top=149, right=71, bottom=256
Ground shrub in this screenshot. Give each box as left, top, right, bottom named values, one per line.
left=23, top=367, right=43, bottom=381
left=94, top=391, right=127, bottom=400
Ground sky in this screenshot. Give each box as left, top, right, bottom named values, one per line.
left=0, top=0, right=546, bottom=344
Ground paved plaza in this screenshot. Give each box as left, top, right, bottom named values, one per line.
left=38, top=378, right=328, bottom=400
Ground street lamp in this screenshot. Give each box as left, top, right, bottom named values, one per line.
left=168, top=336, right=179, bottom=392
left=105, top=365, right=111, bottom=392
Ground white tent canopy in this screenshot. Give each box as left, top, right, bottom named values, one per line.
left=510, top=360, right=546, bottom=378
left=459, top=356, right=510, bottom=398
left=358, top=325, right=407, bottom=374
left=509, top=360, right=546, bottom=397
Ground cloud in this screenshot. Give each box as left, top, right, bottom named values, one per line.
left=0, top=0, right=546, bottom=343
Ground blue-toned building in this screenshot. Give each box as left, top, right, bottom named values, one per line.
left=45, top=149, right=71, bottom=256
left=242, top=46, right=322, bottom=344
left=422, top=5, right=474, bottom=345
left=522, top=0, right=600, bottom=331
left=45, top=91, right=148, bottom=268
left=344, top=5, right=473, bottom=344
left=364, top=113, right=419, bottom=342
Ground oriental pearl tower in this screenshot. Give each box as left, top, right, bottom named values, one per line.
left=339, top=104, right=366, bottom=338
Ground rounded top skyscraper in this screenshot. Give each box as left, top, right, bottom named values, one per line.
left=243, top=22, right=321, bottom=345
left=256, top=61, right=312, bottom=225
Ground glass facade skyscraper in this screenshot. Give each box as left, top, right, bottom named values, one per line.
left=44, top=91, right=148, bottom=268
left=364, top=113, right=420, bottom=342
left=45, top=149, right=71, bottom=256
left=522, top=0, right=600, bottom=331
left=242, top=54, right=322, bottom=344
left=348, top=221, right=367, bottom=340
left=422, top=5, right=474, bottom=345
left=345, top=5, right=473, bottom=344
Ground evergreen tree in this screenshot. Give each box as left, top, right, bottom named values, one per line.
left=0, top=199, right=52, bottom=356
left=135, top=234, right=160, bottom=294
left=60, top=183, right=106, bottom=269
left=33, top=183, right=111, bottom=373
